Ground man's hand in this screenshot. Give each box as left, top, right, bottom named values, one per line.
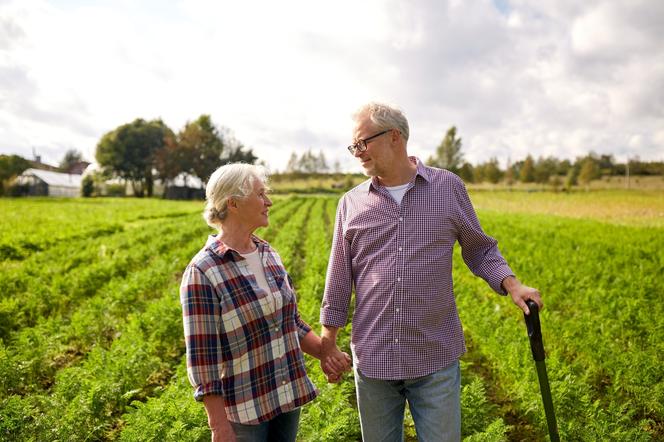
left=502, top=276, right=543, bottom=315
left=322, top=349, right=352, bottom=383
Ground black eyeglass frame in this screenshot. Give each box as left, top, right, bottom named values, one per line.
left=347, top=129, right=392, bottom=155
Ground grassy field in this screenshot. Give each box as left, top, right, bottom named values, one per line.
left=1, top=190, right=662, bottom=441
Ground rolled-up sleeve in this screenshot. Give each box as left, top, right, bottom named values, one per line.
left=180, top=264, right=225, bottom=400
left=452, top=177, right=514, bottom=294
left=320, top=197, right=354, bottom=327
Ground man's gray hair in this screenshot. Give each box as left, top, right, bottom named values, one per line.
left=352, top=102, right=410, bottom=142
left=203, top=163, right=269, bottom=229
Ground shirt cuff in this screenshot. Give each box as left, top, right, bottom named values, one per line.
left=491, top=266, right=515, bottom=295
left=320, top=308, right=348, bottom=328
left=296, top=319, right=312, bottom=339
left=193, top=380, right=224, bottom=402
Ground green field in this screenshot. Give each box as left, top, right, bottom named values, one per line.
left=1, top=191, right=662, bottom=441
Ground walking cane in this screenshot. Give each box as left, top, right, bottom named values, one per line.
left=523, top=300, right=560, bottom=441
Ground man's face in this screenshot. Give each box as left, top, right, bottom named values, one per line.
left=351, top=115, right=394, bottom=178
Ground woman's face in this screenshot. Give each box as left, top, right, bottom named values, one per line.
left=235, top=178, right=272, bottom=230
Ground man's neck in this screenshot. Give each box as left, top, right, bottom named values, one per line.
left=377, top=158, right=417, bottom=187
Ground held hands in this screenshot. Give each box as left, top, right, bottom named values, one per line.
left=321, top=346, right=352, bottom=383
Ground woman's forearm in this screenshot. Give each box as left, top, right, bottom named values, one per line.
left=203, top=395, right=235, bottom=442
left=299, top=330, right=323, bottom=359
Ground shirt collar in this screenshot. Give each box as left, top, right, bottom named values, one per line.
left=206, top=234, right=269, bottom=260
left=365, top=156, right=431, bottom=193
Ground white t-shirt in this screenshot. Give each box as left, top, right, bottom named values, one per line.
left=385, top=183, right=410, bottom=205
left=240, top=248, right=282, bottom=312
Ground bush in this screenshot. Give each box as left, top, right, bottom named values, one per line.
left=81, top=175, right=94, bottom=197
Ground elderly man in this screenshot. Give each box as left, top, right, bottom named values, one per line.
left=320, top=102, right=542, bottom=441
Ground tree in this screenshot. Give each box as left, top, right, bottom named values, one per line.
left=565, top=166, right=579, bottom=189
left=59, top=149, right=83, bottom=171
left=483, top=158, right=502, bottom=184
left=578, top=157, right=600, bottom=189
left=222, top=143, right=257, bottom=165
left=427, top=126, right=463, bottom=174
left=519, top=155, right=536, bottom=183
left=178, top=115, right=226, bottom=184
left=458, top=162, right=474, bottom=183
left=285, top=153, right=299, bottom=174
left=505, top=159, right=515, bottom=187
left=298, top=149, right=318, bottom=173
left=0, top=154, right=31, bottom=196
left=534, top=156, right=559, bottom=184
left=154, top=131, right=188, bottom=187
left=96, top=118, right=172, bottom=197
left=285, top=149, right=329, bottom=174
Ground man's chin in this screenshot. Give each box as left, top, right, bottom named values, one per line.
left=361, top=165, right=376, bottom=177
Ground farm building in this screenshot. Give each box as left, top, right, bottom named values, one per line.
left=14, top=168, right=83, bottom=197
left=159, top=172, right=205, bottom=199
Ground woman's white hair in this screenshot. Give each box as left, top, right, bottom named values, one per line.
left=352, top=102, right=410, bottom=142
left=203, top=163, right=269, bottom=229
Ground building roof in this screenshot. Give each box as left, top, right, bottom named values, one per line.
left=21, top=168, right=82, bottom=188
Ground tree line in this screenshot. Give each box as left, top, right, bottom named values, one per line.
left=427, top=127, right=664, bottom=189
left=2, top=122, right=663, bottom=196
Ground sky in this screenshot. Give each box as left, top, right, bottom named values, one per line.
left=1, top=0, right=663, bottom=173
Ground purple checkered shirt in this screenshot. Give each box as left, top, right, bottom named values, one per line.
left=321, top=157, right=514, bottom=380
left=181, top=235, right=318, bottom=424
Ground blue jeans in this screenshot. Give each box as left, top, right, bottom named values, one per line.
left=354, top=361, right=461, bottom=442
left=230, top=408, right=301, bottom=442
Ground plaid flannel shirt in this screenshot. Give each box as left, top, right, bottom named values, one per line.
left=321, top=158, right=515, bottom=380
left=181, top=235, right=318, bottom=424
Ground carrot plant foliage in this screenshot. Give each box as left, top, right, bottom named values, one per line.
left=1, top=194, right=661, bottom=441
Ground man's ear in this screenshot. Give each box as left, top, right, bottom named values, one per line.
left=390, top=128, right=402, bottom=144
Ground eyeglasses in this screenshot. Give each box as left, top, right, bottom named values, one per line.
left=347, top=129, right=391, bottom=155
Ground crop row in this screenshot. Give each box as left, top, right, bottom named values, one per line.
left=114, top=196, right=322, bottom=440
left=0, top=199, right=293, bottom=440
left=5, top=195, right=659, bottom=440
left=115, top=196, right=519, bottom=441
left=455, top=210, right=662, bottom=440
left=0, top=198, right=200, bottom=261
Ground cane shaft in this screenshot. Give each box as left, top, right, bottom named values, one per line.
left=536, top=360, right=560, bottom=441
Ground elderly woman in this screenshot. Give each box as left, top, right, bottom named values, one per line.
left=180, top=163, right=349, bottom=442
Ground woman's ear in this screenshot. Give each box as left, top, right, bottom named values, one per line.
left=227, top=197, right=237, bottom=210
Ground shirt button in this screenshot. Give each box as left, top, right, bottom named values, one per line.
left=395, top=308, right=400, bottom=313
left=397, top=277, right=401, bottom=282
left=275, top=328, right=279, bottom=332
left=398, top=247, right=403, bottom=251
left=399, top=217, right=403, bottom=222
left=282, top=380, right=287, bottom=385
left=394, top=338, right=399, bottom=343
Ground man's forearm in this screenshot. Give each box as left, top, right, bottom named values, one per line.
left=321, top=325, right=340, bottom=352
left=501, top=275, right=519, bottom=293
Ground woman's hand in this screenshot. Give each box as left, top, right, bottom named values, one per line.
left=322, top=348, right=352, bottom=383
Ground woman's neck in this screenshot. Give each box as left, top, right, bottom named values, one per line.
left=218, top=221, right=256, bottom=254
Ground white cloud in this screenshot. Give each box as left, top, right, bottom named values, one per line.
left=0, top=0, right=662, bottom=172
